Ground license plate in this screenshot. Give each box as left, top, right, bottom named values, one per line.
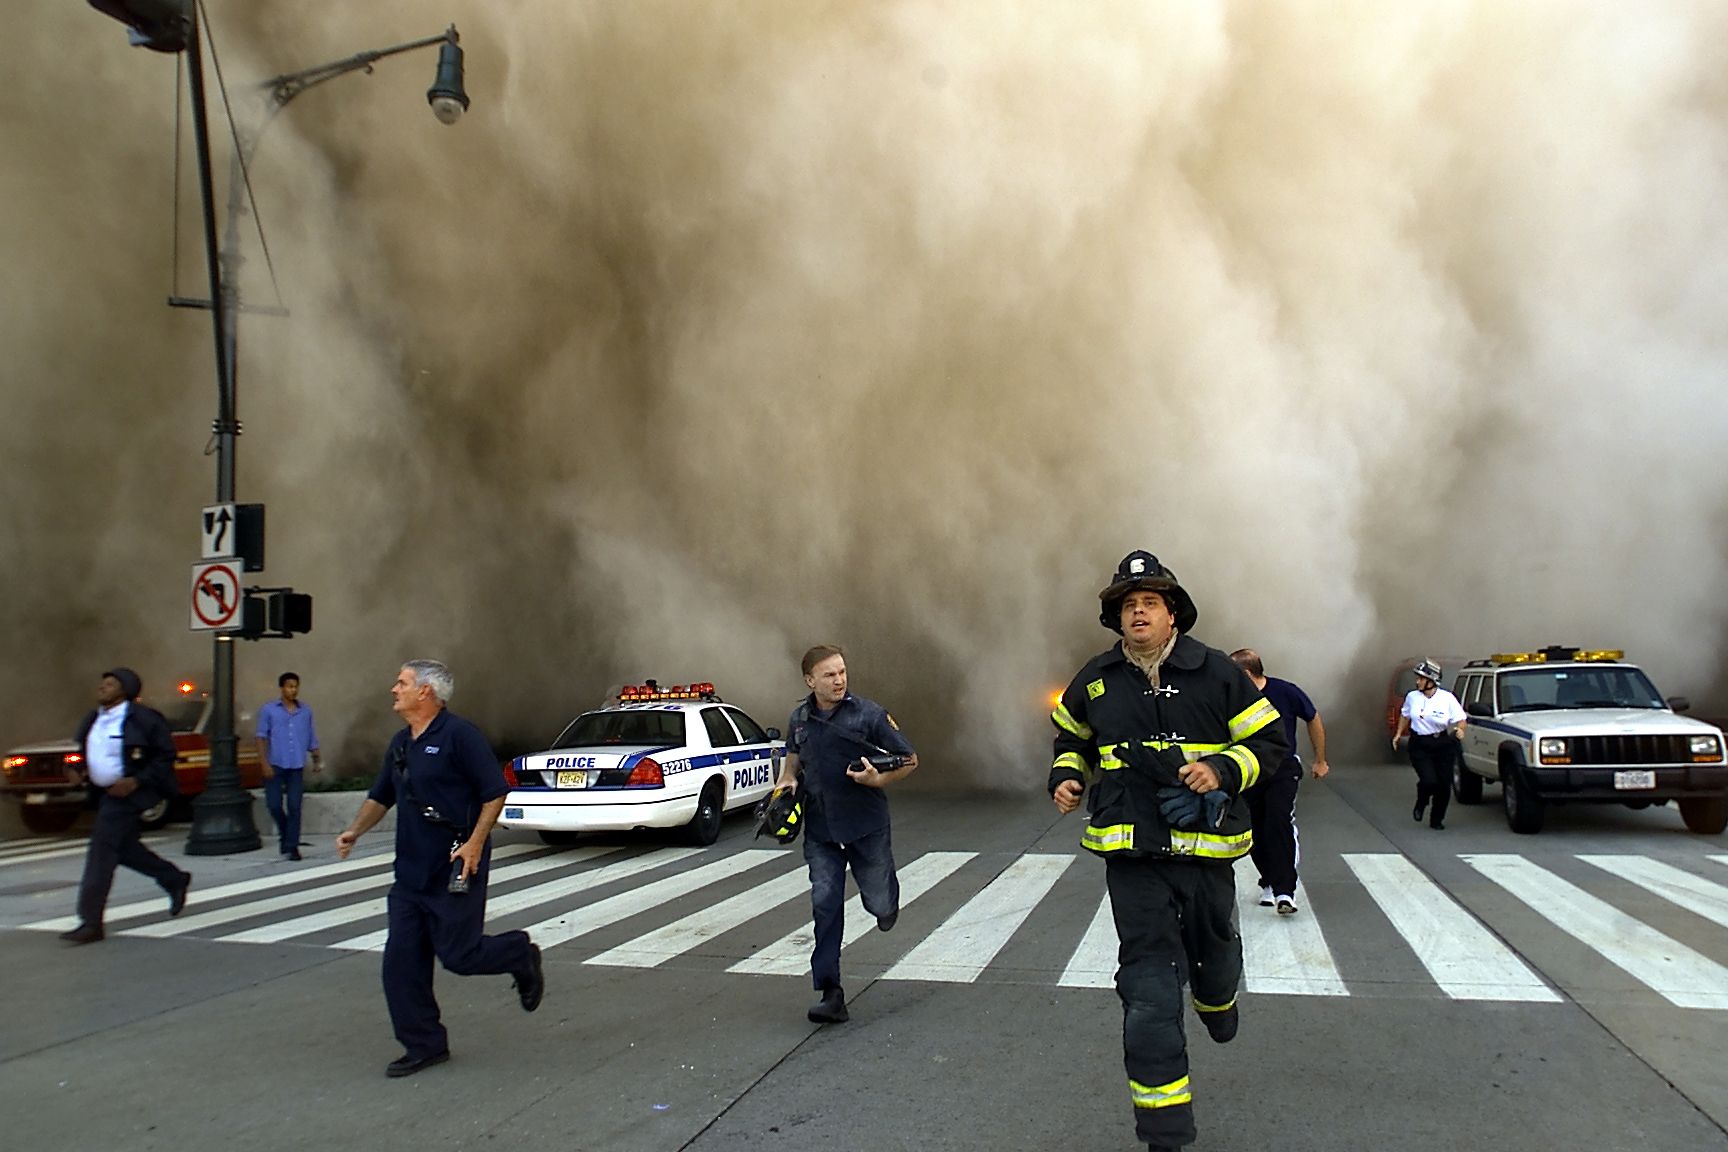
left=23, top=792, right=49, bottom=805
left=504, top=807, right=523, bottom=820
left=1614, top=770, right=1655, bottom=790
left=556, top=770, right=590, bottom=788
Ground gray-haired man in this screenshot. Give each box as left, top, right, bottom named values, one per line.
left=336, top=661, right=544, bottom=1077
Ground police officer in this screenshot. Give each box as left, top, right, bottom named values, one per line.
left=1392, top=658, right=1467, bottom=829
left=60, top=668, right=191, bottom=943
left=773, top=644, right=917, bottom=1025
left=1050, top=552, right=1286, bottom=1152
left=336, top=660, right=544, bottom=1077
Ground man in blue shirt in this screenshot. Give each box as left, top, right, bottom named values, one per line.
left=773, top=644, right=918, bottom=1024
left=1229, top=650, right=1329, bottom=915
left=335, top=660, right=544, bottom=1077
left=256, top=671, right=321, bottom=860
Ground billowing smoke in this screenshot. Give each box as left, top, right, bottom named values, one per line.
left=5, top=1, right=1727, bottom=784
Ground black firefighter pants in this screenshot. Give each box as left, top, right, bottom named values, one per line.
left=1407, top=733, right=1457, bottom=827
left=382, top=869, right=534, bottom=1060
left=77, top=791, right=188, bottom=927
left=1245, top=756, right=1303, bottom=898
left=1105, top=855, right=1242, bottom=1149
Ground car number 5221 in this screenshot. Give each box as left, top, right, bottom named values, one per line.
left=557, top=770, right=590, bottom=788
left=1613, top=770, right=1656, bottom=790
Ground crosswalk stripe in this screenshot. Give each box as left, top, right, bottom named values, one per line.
left=1057, top=895, right=1117, bottom=989
left=1578, top=855, right=1728, bottom=933
left=1464, top=854, right=1728, bottom=1010
left=727, top=851, right=976, bottom=977
left=328, top=846, right=709, bottom=953
left=882, top=853, right=1073, bottom=983
left=212, top=847, right=622, bottom=944
left=0, top=837, right=57, bottom=858
left=519, top=849, right=784, bottom=952
left=586, top=866, right=809, bottom=968
left=1, top=836, right=173, bottom=869
left=1343, top=853, right=1558, bottom=1002
left=22, top=848, right=410, bottom=933
left=1232, top=858, right=1348, bottom=996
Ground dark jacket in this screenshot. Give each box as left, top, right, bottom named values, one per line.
left=1048, top=634, right=1287, bottom=862
left=75, top=702, right=179, bottom=805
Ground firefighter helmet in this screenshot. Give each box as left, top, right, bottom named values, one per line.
left=1413, top=658, right=1443, bottom=685
left=1098, top=550, right=1198, bottom=634
left=752, top=785, right=802, bottom=845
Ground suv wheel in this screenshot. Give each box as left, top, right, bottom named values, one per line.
left=1502, top=762, right=1546, bottom=834
left=1454, top=765, right=1485, bottom=805
left=19, top=806, right=81, bottom=835
left=1677, top=797, right=1728, bottom=835
left=137, top=795, right=173, bottom=832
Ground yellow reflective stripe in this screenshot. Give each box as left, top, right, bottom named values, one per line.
left=1168, top=827, right=1253, bottom=859
left=1221, top=744, right=1260, bottom=791
left=1129, top=1075, right=1192, bottom=1109
left=1176, top=742, right=1227, bottom=756
left=1192, top=995, right=1236, bottom=1013
left=1100, top=740, right=1227, bottom=772
left=1052, top=703, right=1093, bottom=740
left=1052, top=751, right=1088, bottom=779
left=1082, top=823, right=1134, bottom=853
left=1229, top=698, right=1280, bottom=742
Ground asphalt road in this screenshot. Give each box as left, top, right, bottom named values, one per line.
left=2, top=764, right=1725, bottom=1152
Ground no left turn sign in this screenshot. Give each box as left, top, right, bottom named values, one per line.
left=190, top=560, right=242, bottom=631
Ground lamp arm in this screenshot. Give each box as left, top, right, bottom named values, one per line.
left=263, top=26, right=457, bottom=113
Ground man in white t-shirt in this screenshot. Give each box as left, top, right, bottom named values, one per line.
left=1392, top=659, right=1467, bottom=829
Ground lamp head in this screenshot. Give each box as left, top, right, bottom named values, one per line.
left=88, top=0, right=192, bottom=53
left=427, top=31, right=470, bottom=125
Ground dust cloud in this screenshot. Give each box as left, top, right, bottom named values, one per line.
left=3, top=1, right=1727, bottom=784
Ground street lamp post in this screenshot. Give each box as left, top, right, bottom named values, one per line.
left=87, top=2, right=470, bottom=854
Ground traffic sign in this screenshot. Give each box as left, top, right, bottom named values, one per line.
left=190, top=561, right=242, bottom=631
left=201, top=504, right=236, bottom=559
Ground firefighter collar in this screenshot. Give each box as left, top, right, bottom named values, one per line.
left=1105, top=633, right=1207, bottom=673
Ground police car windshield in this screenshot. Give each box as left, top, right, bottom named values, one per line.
left=550, top=710, right=686, bottom=748
left=1499, top=667, right=1663, bottom=711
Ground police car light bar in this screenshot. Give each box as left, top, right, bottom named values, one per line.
left=1489, top=648, right=1624, bottom=665
left=617, top=681, right=719, bottom=702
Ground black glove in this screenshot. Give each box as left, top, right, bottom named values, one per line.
left=1199, top=789, right=1228, bottom=830
left=1157, top=786, right=1204, bottom=827
left=1119, top=741, right=1187, bottom=787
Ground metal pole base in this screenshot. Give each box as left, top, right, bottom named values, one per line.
left=185, top=786, right=262, bottom=855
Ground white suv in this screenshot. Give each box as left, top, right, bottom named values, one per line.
left=1451, top=648, right=1727, bottom=835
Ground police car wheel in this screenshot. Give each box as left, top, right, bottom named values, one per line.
left=19, top=806, right=80, bottom=835
left=1501, top=763, right=1545, bottom=835
left=538, top=830, right=583, bottom=847
left=1454, top=766, right=1484, bottom=806
left=684, top=779, right=725, bottom=846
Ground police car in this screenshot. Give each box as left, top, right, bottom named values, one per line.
left=1450, top=648, right=1728, bottom=835
left=497, top=682, right=785, bottom=847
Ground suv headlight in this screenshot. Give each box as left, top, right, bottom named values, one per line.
left=1690, top=734, right=1722, bottom=759
left=1538, top=738, right=1569, bottom=764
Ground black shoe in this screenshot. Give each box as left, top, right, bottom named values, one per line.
left=1412, top=802, right=1425, bottom=823
left=287, top=850, right=303, bottom=861
left=877, top=908, right=898, bottom=933
left=515, top=943, right=544, bottom=1012
left=58, top=923, right=104, bottom=945
left=1200, top=1004, right=1238, bottom=1044
left=1430, top=820, right=1445, bottom=830
left=385, top=1050, right=449, bottom=1078
left=168, top=874, right=191, bottom=917
left=807, top=988, right=849, bottom=1024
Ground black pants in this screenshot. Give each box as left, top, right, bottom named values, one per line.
left=77, top=791, right=187, bottom=926
left=1408, top=734, right=1457, bottom=827
left=1105, top=856, right=1241, bottom=1150
left=382, top=870, right=535, bottom=1060
left=1245, top=757, right=1302, bottom=897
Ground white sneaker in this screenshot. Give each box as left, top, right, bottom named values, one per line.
left=1258, top=886, right=1274, bottom=907
left=1275, top=894, right=1298, bottom=915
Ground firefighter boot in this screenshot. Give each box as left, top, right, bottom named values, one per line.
left=807, top=988, right=848, bottom=1024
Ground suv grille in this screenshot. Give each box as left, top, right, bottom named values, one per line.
left=1568, top=734, right=1691, bottom=766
